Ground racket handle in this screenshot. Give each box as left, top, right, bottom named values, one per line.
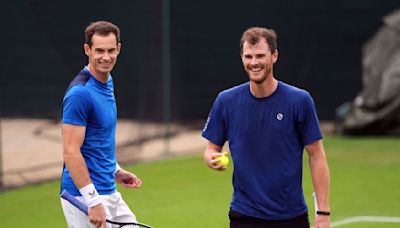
left=61, top=189, right=89, bottom=215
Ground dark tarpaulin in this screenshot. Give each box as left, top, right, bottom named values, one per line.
left=336, top=9, right=400, bottom=135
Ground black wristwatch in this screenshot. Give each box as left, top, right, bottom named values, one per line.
left=317, top=211, right=331, bottom=216
left=316, top=211, right=331, bottom=216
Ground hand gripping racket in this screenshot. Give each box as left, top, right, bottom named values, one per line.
left=61, top=190, right=153, bottom=228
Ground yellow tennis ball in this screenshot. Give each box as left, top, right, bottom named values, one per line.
left=216, top=154, right=229, bottom=168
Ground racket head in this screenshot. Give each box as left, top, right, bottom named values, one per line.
left=107, top=219, right=153, bottom=228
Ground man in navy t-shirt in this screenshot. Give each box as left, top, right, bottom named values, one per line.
left=61, top=21, right=142, bottom=228
left=202, top=27, right=331, bottom=228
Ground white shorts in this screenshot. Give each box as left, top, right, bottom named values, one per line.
left=61, top=191, right=137, bottom=228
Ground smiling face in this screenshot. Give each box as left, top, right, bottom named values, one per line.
left=84, top=33, right=121, bottom=81
left=241, top=38, right=278, bottom=85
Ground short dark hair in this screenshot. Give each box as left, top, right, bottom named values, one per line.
left=240, top=27, right=277, bottom=54
left=84, top=21, right=120, bottom=47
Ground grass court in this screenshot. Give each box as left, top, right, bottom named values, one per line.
left=1, top=136, right=399, bottom=227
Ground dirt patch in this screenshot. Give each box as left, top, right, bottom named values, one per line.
left=1, top=119, right=206, bottom=189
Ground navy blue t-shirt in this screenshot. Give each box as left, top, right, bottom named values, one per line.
left=61, top=67, right=117, bottom=196
left=202, top=81, right=322, bottom=220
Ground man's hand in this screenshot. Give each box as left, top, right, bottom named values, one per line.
left=115, top=169, right=142, bottom=189
left=204, top=150, right=228, bottom=171
left=315, top=215, right=330, bottom=228
left=88, top=203, right=106, bottom=228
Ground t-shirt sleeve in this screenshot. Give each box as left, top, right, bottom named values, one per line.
left=202, top=94, right=227, bottom=147
left=62, top=88, right=91, bottom=126
left=297, top=92, right=323, bottom=145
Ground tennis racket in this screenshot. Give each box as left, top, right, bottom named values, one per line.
left=61, top=190, right=153, bottom=228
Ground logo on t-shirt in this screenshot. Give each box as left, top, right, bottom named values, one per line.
left=277, top=113, right=283, bottom=120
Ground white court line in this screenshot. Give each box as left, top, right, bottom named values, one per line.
left=331, top=216, right=400, bottom=227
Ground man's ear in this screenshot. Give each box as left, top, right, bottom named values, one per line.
left=240, top=52, right=245, bottom=62
left=272, top=50, right=278, bottom=63
left=117, top=43, right=122, bottom=55
left=84, top=43, right=90, bottom=56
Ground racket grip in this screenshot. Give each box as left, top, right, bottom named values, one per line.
left=61, top=190, right=89, bottom=215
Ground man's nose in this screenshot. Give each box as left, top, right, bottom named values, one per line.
left=102, top=52, right=111, bottom=61
left=250, top=57, right=258, bottom=65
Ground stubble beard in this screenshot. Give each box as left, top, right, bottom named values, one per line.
left=248, top=67, right=271, bottom=85
left=97, top=60, right=115, bottom=74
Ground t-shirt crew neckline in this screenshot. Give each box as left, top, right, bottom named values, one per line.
left=83, top=66, right=111, bottom=86
left=247, top=81, right=282, bottom=102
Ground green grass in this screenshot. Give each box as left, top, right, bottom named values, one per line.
left=1, top=136, right=400, bottom=227
left=303, top=136, right=400, bottom=226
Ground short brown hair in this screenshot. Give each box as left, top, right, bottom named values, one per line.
left=240, top=27, right=277, bottom=54
left=84, top=21, right=120, bottom=47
